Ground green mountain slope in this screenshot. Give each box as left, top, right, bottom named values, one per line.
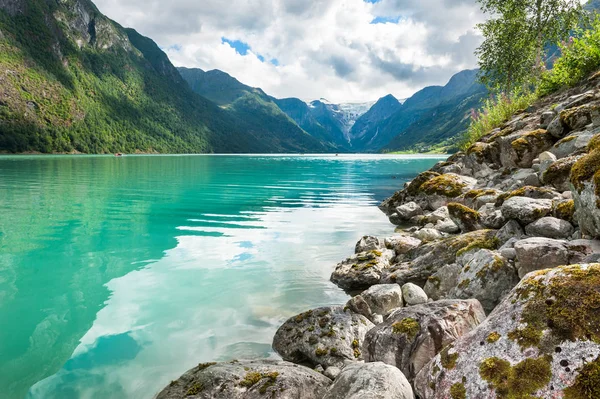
left=178, top=67, right=338, bottom=152
left=0, top=0, right=330, bottom=154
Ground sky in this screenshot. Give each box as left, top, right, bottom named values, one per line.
left=93, top=0, right=488, bottom=103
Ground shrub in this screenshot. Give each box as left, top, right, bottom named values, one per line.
left=539, top=17, right=600, bottom=95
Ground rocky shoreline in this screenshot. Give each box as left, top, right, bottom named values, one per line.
left=156, top=78, right=600, bottom=398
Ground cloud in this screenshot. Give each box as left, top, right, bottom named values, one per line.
left=92, top=0, right=487, bottom=102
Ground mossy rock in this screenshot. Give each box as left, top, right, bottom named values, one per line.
left=510, top=129, right=556, bottom=167
left=448, top=202, right=481, bottom=232
left=542, top=156, right=582, bottom=191
left=554, top=200, right=576, bottom=223
left=495, top=186, right=557, bottom=207
left=419, top=174, right=473, bottom=198
left=406, top=171, right=442, bottom=196
left=414, top=264, right=600, bottom=399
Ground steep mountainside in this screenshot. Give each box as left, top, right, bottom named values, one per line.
left=349, top=94, right=402, bottom=151
left=352, top=69, right=487, bottom=153
left=178, top=67, right=339, bottom=152
left=0, top=0, right=330, bottom=154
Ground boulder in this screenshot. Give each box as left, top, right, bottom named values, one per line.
left=355, top=236, right=384, bottom=253
left=447, top=203, right=482, bottom=232
left=331, top=249, right=395, bottom=291
left=414, top=174, right=477, bottom=210
left=402, top=283, right=428, bottom=306
left=560, top=103, right=600, bottom=133
left=434, top=219, right=460, bottom=234
left=423, top=263, right=461, bottom=301
left=272, top=306, right=374, bottom=368
left=396, top=202, right=423, bottom=221
left=384, top=235, right=421, bottom=255
left=323, top=367, right=341, bottom=380
left=495, top=220, right=525, bottom=245
left=541, top=155, right=583, bottom=192
left=525, top=216, right=575, bottom=239
left=347, top=284, right=403, bottom=322
left=514, top=237, right=590, bottom=278
left=550, top=131, right=595, bottom=159
left=322, top=362, right=414, bottom=399
left=553, top=199, right=576, bottom=224
left=540, top=110, right=556, bottom=129
left=414, top=264, right=600, bottom=399
left=382, top=230, right=499, bottom=286
left=510, top=129, right=556, bottom=168
left=413, top=228, right=443, bottom=242
left=501, top=196, right=554, bottom=225
left=363, top=299, right=485, bottom=382
left=571, top=148, right=600, bottom=238
left=479, top=203, right=507, bottom=229
left=155, top=360, right=331, bottom=399
left=379, top=171, right=440, bottom=214
left=447, top=249, right=520, bottom=313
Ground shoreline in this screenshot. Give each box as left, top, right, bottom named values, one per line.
left=155, top=74, right=600, bottom=399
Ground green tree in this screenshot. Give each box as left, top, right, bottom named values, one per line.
left=476, top=0, right=583, bottom=92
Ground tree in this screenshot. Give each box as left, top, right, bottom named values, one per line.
left=476, top=0, right=583, bottom=92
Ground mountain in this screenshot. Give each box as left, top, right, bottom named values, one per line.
left=348, top=94, right=402, bottom=151
left=0, top=0, right=330, bottom=154
left=350, top=69, right=487, bottom=153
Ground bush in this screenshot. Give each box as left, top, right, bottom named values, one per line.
left=539, top=18, right=600, bottom=95
left=459, top=90, right=537, bottom=150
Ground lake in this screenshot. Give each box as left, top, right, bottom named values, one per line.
left=0, top=154, right=444, bottom=398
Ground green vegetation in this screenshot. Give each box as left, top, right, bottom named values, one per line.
left=392, top=318, right=420, bottom=339
left=479, top=356, right=552, bottom=398
left=440, top=345, right=459, bottom=370
left=459, top=90, right=538, bottom=150
left=450, top=382, right=467, bottom=399
left=564, top=356, right=600, bottom=399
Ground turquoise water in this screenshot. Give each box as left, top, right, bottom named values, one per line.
left=0, top=154, right=444, bottom=399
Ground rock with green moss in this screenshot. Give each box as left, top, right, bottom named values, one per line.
left=560, top=104, right=600, bottom=133
left=272, top=306, right=374, bottom=368
left=447, top=203, right=482, bottom=232
left=571, top=149, right=600, bottom=238
left=542, top=155, right=584, bottom=192
left=414, top=264, right=600, bottom=399
left=364, top=299, right=485, bottom=383
left=423, top=263, right=462, bottom=301
left=330, top=248, right=395, bottom=291
left=448, top=249, right=519, bottom=314
left=322, top=362, right=414, bottom=399
left=155, top=360, right=331, bottom=399
left=550, top=131, right=595, bottom=159
left=510, top=129, right=556, bottom=168
left=382, top=230, right=499, bottom=286
left=416, top=174, right=478, bottom=210
left=379, top=171, right=440, bottom=215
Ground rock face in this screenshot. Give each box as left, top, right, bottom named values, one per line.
left=363, top=299, right=486, bottom=382
left=414, top=264, right=600, bottom=399
left=322, top=362, right=414, bottom=399
left=155, top=360, right=331, bottom=399
left=448, top=249, right=520, bottom=313
left=501, top=196, right=554, bottom=225
left=514, top=237, right=589, bottom=278
left=330, top=249, right=395, bottom=291
left=272, top=306, right=374, bottom=368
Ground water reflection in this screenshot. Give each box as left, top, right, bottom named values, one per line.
left=0, top=155, right=445, bottom=398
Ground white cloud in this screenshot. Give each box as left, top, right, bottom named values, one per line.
left=93, top=0, right=486, bottom=102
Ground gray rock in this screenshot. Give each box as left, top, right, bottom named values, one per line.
left=495, top=220, right=525, bottom=245
left=540, top=110, right=556, bottom=128
left=423, top=263, right=462, bottom=301
left=541, top=155, right=583, bottom=192
left=402, top=283, right=428, bottom=306
left=514, top=237, right=589, bottom=278
left=501, top=196, right=554, bottom=225
left=396, top=202, right=423, bottom=221
left=550, top=131, right=595, bottom=159
left=364, top=299, right=485, bottom=382
left=524, top=173, right=541, bottom=187
left=155, top=360, right=331, bottom=399
left=322, top=362, right=414, bottom=399
left=572, top=174, right=600, bottom=239
left=355, top=236, right=384, bottom=253
left=314, top=365, right=325, bottom=374
left=434, top=219, right=460, bottom=234
left=414, top=264, right=600, bottom=399
left=323, top=366, right=341, bottom=380
left=421, top=206, right=450, bottom=224
left=539, top=151, right=558, bottom=174
left=361, top=284, right=404, bottom=316
left=448, top=249, right=520, bottom=313
left=413, top=228, right=443, bottom=242
left=525, top=216, right=575, bottom=239
left=547, top=116, right=565, bottom=138
left=448, top=203, right=482, bottom=232
left=500, top=247, right=517, bottom=260
left=331, top=249, right=395, bottom=291
left=273, top=306, right=374, bottom=368
left=385, top=235, right=422, bottom=255
left=479, top=204, right=507, bottom=229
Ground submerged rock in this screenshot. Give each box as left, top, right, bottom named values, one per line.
left=322, top=362, right=414, bottom=399
left=414, top=264, right=600, bottom=399
left=156, top=360, right=331, bottom=399
left=272, top=306, right=374, bottom=368
left=363, top=299, right=485, bottom=382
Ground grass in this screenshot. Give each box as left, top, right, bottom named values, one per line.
left=459, top=90, right=538, bottom=151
